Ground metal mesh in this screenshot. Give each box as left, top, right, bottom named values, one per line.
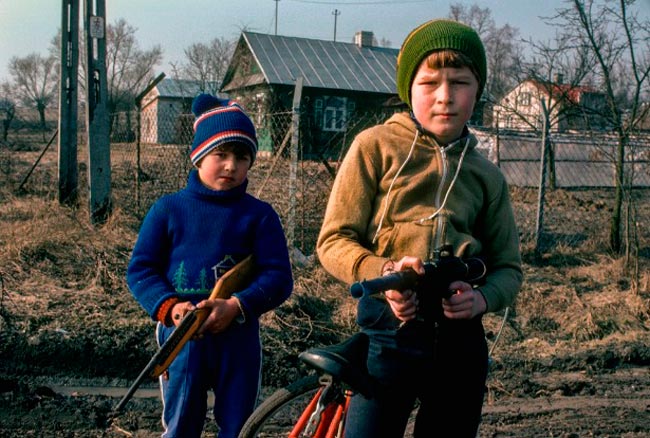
left=107, top=108, right=650, bottom=256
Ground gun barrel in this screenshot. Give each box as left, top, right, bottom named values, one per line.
left=114, top=355, right=157, bottom=413
left=113, top=309, right=207, bottom=414
left=350, top=269, right=420, bottom=298
left=349, top=257, right=487, bottom=299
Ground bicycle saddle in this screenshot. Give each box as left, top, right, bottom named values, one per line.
left=298, top=332, right=375, bottom=397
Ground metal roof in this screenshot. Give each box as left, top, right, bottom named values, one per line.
left=241, top=32, right=399, bottom=94
left=156, top=78, right=220, bottom=98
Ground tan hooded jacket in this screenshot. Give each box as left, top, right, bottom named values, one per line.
left=316, top=112, right=522, bottom=313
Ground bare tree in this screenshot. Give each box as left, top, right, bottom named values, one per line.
left=170, top=36, right=235, bottom=95
left=8, top=53, right=58, bottom=134
left=449, top=3, right=523, bottom=100
left=378, top=37, right=392, bottom=48
left=105, top=19, right=163, bottom=114
left=47, top=18, right=161, bottom=140
left=0, top=82, right=16, bottom=142
left=498, top=31, right=597, bottom=186
left=49, top=19, right=162, bottom=114
left=556, top=0, right=650, bottom=254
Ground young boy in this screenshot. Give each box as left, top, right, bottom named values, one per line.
left=316, top=19, right=523, bottom=437
left=127, top=93, right=293, bottom=438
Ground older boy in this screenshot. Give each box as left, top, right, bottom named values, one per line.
left=317, top=19, right=523, bottom=437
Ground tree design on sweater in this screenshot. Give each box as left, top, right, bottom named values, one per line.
left=172, top=255, right=237, bottom=294
left=172, top=262, right=190, bottom=292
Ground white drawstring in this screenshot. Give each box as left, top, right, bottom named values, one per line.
left=416, top=136, right=471, bottom=224
left=371, top=129, right=419, bottom=244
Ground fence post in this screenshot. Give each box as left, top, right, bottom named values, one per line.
left=287, top=77, right=304, bottom=250
left=535, top=108, right=549, bottom=260
left=135, top=109, right=142, bottom=213
left=494, top=115, right=501, bottom=167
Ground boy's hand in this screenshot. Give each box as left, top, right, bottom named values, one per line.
left=195, top=297, right=242, bottom=334
left=383, top=256, right=425, bottom=322
left=170, top=301, right=196, bottom=327
left=442, top=280, right=487, bottom=319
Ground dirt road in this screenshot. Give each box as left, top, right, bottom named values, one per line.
left=1, top=365, right=649, bottom=437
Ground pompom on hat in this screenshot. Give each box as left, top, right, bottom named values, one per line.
left=396, top=19, right=487, bottom=108
left=190, top=93, right=258, bottom=167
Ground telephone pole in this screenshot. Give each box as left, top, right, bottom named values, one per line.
left=85, top=0, right=112, bottom=224
left=273, top=0, right=280, bottom=35
left=332, top=9, right=340, bottom=42
left=58, top=0, right=80, bottom=206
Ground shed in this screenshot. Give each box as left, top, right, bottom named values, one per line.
left=138, top=77, right=221, bottom=144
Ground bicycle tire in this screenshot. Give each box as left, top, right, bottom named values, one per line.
left=239, top=373, right=418, bottom=438
left=239, top=374, right=323, bottom=438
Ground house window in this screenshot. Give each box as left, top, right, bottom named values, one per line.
left=322, top=97, right=348, bottom=132
left=517, top=92, right=531, bottom=107
left=324, top=108, right=346, bottom=131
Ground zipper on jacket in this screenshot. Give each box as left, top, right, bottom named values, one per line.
left=430, top=146, right=449, bottom=260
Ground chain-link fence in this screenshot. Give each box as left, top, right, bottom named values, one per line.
left=110, top=108, right=399, bottom=255
left=4, top=104, right=648, bottom=260
left=109, top=107, right=650, bottom=257
left=473, top=129, right=650, bottom=188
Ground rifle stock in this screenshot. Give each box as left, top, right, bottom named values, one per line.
left=114, top=254, right=255, bottom=413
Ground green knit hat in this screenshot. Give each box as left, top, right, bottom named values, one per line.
left=396, top=19, right=487, bottom=108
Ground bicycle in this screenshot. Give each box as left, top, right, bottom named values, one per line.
left=238, top=251, right=496, bottom=438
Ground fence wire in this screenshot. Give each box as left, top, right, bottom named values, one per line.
left=106, top=108, right=650, bottom=256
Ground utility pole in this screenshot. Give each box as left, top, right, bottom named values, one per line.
left=273, top=0, right=280, bottom=35
left=58, top=0, right=80, bottom=206
left=85, top=0, right=112, bottom=224
left=332, top=9, right=340, bottom=42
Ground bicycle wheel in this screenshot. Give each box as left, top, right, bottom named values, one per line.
left=239, top=374, right=323, bottom=438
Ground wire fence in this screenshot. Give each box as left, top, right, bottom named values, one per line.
left=8, top=106, right=641, bottom=258
left=106, top=106, right=650, bottom=256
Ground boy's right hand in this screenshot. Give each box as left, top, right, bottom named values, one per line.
left=170, top=301, right=196, bottom=327
left=382, top=256, right=424, bottom=322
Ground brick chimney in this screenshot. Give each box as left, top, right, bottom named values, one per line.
left=354, top=31, right=374, bottom=47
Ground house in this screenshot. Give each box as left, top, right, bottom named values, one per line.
left=219, top=30, right=403, bottom=157
left=494, top=75, right=608, bottom=132
left=137, top=76, right=221, bottom=144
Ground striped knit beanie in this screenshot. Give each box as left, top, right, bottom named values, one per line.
left=190, top=93, right=258, bottom=166
left=396, top=19, right=487, bottom=108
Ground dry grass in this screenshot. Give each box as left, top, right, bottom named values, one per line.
left=0, top=137, right=649, bottom=391
left=1, top=133, right=650, bottom=437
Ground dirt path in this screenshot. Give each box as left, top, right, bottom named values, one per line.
left=2, top=367, right=650, bottom=437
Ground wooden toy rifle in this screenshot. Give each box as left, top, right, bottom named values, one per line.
left=114, top=254, right=255, bottom=413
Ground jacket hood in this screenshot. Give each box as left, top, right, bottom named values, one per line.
left=384, top=111, right=478, bottom=152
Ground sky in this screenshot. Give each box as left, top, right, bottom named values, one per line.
left=0, top=0, right=648, bottom=83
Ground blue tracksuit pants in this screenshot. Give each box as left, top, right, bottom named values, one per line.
left=156, top=320, right=262, bottom=438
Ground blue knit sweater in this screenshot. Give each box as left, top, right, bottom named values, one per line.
left=127, top=169, right=293, bottom=322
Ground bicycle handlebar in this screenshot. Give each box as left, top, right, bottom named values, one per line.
left=350, top=256, right=487, bottom=300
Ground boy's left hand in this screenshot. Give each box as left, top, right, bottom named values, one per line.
left=196, top=297, right=241, bottom=334
left=442, top=280, right=487, bottom=319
